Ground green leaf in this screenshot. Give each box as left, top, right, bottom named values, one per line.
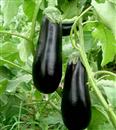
left=62, top=40, right=74, bottom=61
left=98, top=123, right=115, bottom=130
left=0, top=94, right=22, bottom=123
left=17, top=39, right=32, bottom=62
left=97, top=79, right=116, bottom=88
left=37, top=9, right=43, bottom=23
left=0, top=66, right=13, bottom=80
left=95, top=0, right=105, bottom=3
left=88, top=107, right=106, bottom=130
left=0, top=94, right=8, bottom=106
left=42, top=114, right=62, bottom=125
left=88, top=107, right=114, bottom=130
left=97, top=79, right=116, bottom=107
left=59, top=1, right=79, bottom=19
left=1, top=0, right=22, bottom=25
left=0, top=42, right=19, bottom=65
left=0, top=79, right=8, bottom=95
left=62, top=37, right=78, bottom=65
left=92, top=24, right=116, bottom=66
left=6, top=74, right=32, bottom=92
left=104, top=87, right=116, bottom=107
left=107, top=0, right=116, bottom=4
left=92, top=0, right=116, bottom=39
left=84, top=31, right=96, bottom=52
left=23, top=0, right=35, bottom=21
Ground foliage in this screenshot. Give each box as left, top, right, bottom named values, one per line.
left=0, top=0, right=116, bottom=130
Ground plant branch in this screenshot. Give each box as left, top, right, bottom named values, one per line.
left=62, top=16, right=77, bottom=23
left=18, top=101, right=23, bottom=130
left=29, top=0, right=42, bottom=55
left=69, top=5, right=116, bottom=128
left=48, top=100, right=61, bottom=113
left=79, top=18, right=84, bottom=50
left=70, top=6, right=92, bottom=49
left=0, top=31, right=31, bottom=42
left=10, top=122, right=23, bottom=130
left=78, top=16, right=116, bottom=128
left=82, top=20, right=98, bottom=25
left=95, top=70, right=116, bottom=78
left=0, top=58, right=31, bottom=74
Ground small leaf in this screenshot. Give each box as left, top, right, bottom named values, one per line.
left=92, top=23, right=116, bottom=66
left=103, top=86, right=116, bottom=107
left=0, top=94, right=22, bottom=122
left=97, top=79, right=116, bottom=107
left=62, top=41, right=73, bottom=61
left=0, top=42, right=18, bottom=57
left=17, top=39, right=32, bottom=62
left=108, top=0, right=116, bottom=4
left=92, top=0, right=116, bottom=39
left=0, top=79, right=8, bottom=95
left=59, top=1, right=79, bottom=19
left=97, top=79, right=116, bottom=88
left=0, top=66, right=13, bottom=80
left=6, top=74, right=32, bottom=92
left=95, top=0, right=105, bottom=3
left=1, top=0, right=22, bottom=25
left=88, top=107, right=108, bottom=130
left=84, top=31, right=96, bottom=52
left=23, top=0, right=35, bottom=21
left=0, top=42, right=19, bottom=65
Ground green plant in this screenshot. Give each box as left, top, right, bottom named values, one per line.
left=0, top=0, right=116, bottom=130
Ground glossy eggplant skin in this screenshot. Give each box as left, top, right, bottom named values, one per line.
left=32, top=16, right=62, bottom=94
left=62, top=22, right=79, bottom=36
left=62, top=22, right=73, bottom=36
left=61, top=59, right=91, bottom=130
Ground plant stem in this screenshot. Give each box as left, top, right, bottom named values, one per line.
left=18, top=101, right=23, bottom=130
left=70, top=6, right=92, bottom=49
left=79, top=18, right=84, bottom=50
left=49, top=100, right=61, bottom=113
left=82, top=20, right=98, bottom=25
left=71, top=6, right=92, bottom=34
left=78, top=17, right=116, bottom=128
left=29, top=0, right=42, bottom=55
left=95, top=70, right=116, bottom=78
left=0, top=57, right=31, bottom=74
left=0, top=31, right=31, bottom=42
left=62, top=16, right=77, bottom=23
left=10, top=122, right=23, bottom=130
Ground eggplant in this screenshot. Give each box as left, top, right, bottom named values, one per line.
left=62, top=22, right=73, bottom=36
left=62, top=22, right=79, bottom=36
left=32, top=16, right=62, bottom=94
left=61, top=59, right=91, bottom=130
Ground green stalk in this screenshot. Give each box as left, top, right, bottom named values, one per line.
left=78, top=17, right=116, bottom=128
left=0, top=31, right=31, bottom=42
left=95, top=70, right=116, bottom=78
left=49, top=100, right=61, bottom=113
left=0, top=58, right=31, bottom=74
left=10, top=122, right=23, bottom=130
left=70, top=6, right=116, bottom=127
left=29, top=0, right=42, bottom=55
left=17, top=101, right=23, bottom=130
left=70, top=6, right=92, bottom=49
